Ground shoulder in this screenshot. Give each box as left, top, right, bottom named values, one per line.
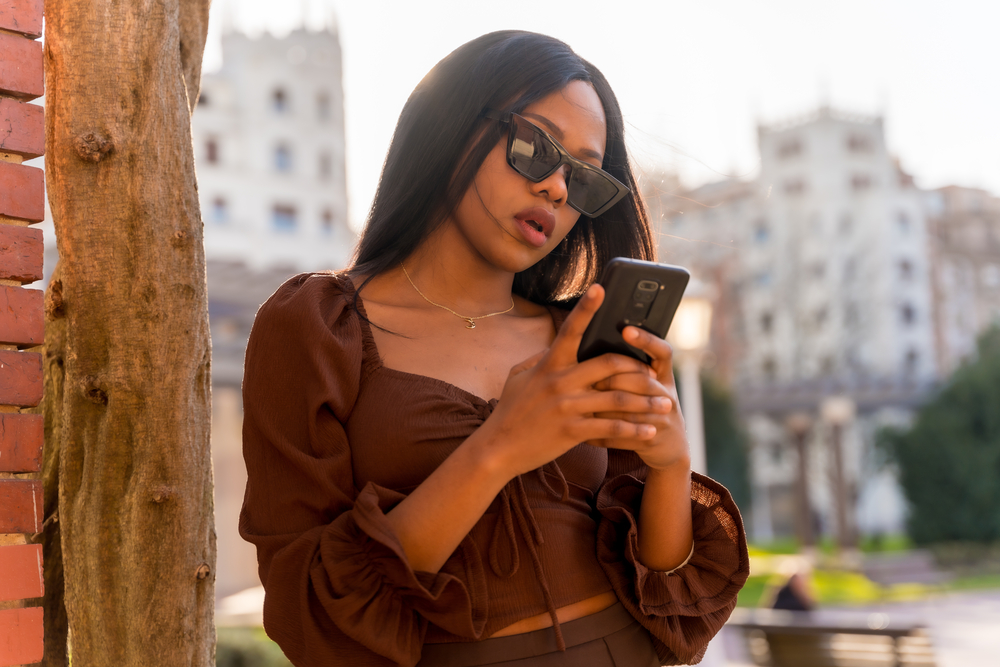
left=257, top=271, right=357, bottom=327
left=248, top=271, right=364, bottom=365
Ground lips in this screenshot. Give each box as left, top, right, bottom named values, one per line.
left=514, top=207, right=556, bottom=248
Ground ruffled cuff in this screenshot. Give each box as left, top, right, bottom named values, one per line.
left=320, top=482, right=488, bottom=666
left=596, top=472, right=750, bottom=665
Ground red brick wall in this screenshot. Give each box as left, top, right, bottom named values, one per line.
left=0, top=2, right=45, bottom=665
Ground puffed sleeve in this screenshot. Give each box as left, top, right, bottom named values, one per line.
left=239, top=274, right=487, bottom=667
left=595, top=449, right=750, bottom=666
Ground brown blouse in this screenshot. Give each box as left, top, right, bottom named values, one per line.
left=240, top=273, right=750, bottom=667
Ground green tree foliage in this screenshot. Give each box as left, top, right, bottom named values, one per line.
left=879, top=326, right=1000, bottom=544
left=677, top=374, right=752, bottom=511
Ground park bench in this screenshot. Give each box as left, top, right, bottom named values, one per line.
left=726, top=607, right=936, bottom=667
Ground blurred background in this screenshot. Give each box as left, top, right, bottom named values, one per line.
left=117, top=0, right=1000, bottom=664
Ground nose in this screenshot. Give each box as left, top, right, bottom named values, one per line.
left=528, top=163, right=570, bottom=208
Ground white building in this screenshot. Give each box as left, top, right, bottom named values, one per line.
left=648, top=107, right=942, bottom=545
left=927, top=186, right=1000, bottom=376
left=192, top=28, right=356, bottom=605
left=193, top=29, right=354, bottom=272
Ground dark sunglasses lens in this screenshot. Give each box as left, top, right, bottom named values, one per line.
left=568, top=167, right=620, bottom=215
left=509, top=119, right=562, bottom=179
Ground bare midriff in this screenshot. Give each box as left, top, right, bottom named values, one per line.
left=489, top=591, right=619, bottom=637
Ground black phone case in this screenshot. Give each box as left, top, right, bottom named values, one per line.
left=576, top=258, right=690, bottom=364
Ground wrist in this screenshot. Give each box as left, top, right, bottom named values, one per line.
left=456, top=425, right=518, bottom=492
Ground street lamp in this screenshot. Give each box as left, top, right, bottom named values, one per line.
left=669, top=283, right=714, bottom=476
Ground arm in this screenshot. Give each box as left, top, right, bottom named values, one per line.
left=384, top=284, right=671, bottom=573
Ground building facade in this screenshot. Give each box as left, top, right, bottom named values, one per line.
left=647, top=107, right=947, bottom=547
left=192, top=28, right=356, bottom=605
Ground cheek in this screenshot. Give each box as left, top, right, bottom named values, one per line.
left=551, top=211, right=583, bottom=245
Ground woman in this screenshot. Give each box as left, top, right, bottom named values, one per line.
left=240, top=30, right=749, bottom=667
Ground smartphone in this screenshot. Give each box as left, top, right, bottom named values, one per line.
left=576, top=258, right=691, bottom=364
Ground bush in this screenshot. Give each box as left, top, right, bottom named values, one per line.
left=879, top=326, right=1000, bottom=544
left=216, top=627, right=292, bottom=667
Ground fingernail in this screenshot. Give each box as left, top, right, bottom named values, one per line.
left=623, top=327, right=637, bottom=341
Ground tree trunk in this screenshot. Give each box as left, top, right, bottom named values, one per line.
left=42, top=0, right=214, bottom=664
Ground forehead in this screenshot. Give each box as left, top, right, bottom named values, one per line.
left=520, top=81, right=607, bottom=162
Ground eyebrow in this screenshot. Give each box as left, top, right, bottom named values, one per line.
left=521, top=112, right=604, bottom=163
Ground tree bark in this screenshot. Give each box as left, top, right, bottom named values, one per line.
left=42, top=0, right=215, bottom=664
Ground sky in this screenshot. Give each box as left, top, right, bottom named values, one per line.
left=203, top=0, right=1000, bottom=229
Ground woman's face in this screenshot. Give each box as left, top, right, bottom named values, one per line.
left=445, top=80, right=608, bottom=274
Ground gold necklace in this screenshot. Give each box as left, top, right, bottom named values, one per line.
left=400, top=263, right=515, bottom=329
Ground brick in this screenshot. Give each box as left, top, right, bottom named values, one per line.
left=0, top=350, right=41, bottom=407
left=0, top=32, right=42, bottom=100
left=0, top=479, right=41, bottom=533
left=0, top=413, right=42, bottom=472
left=0, top=99, right=42, bottom=159
left=0, top=161, right=43, bottom=222
left=0, top=285, right=42, bottom=346
left=0, top=224, right=41, bottom=283
left=0, top=544, right=42, bottom=601
left=0, top=0, right=43, bottom=39
left=0, top=607, right=43, bottom=665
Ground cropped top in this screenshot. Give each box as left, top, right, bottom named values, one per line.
left=239, top=272, right=750, bottom=667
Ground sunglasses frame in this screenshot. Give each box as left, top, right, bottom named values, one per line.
left=483, top=110, right=630, bottom=218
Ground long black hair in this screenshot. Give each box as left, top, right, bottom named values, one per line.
left=351, top=31, right=655, bottom=305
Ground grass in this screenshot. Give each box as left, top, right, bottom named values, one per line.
left=739, top=537, right=1000, bottom=608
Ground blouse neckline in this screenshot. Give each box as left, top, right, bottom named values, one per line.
left=340, top=273, right=566, bottom=407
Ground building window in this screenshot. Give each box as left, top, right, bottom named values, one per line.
left=904, top=349, right=919, bottom=375
left=755, top=271, right=772, bottom=287
left=777, top=138, right=802, bottom=159
left=851, top=174, right=872, bottom=191
left=318, top=151, right=332, bottom=179
left=272, top=88, right=288, bottom=113
left=814, top=306, right=828, bottom=327
left=763, top=357, right=777, bottom=381
left=845, top=302, right=859, bottom=326
left=760, top=311, right=773, bottom=333
left=274, top=144, right=293, bottom=173
left=898, top=259, right=914, bottom=281
left=808, top=261, right=826, bottom=280
left=897, top=211, right=911, bottom=234
left=846, top=134, right=872, bottom=152
left=838, top=213, right=853, bottom=235
left=317, top=92, right=331, bottom=121
left=754, top=221, right=770, bottom=243
left=820, top=356, right=834, bottom=375
left=784, top=179, right=806, bottom=195
left=272, top=204, right=297, bottom=232
left=211, top=196, right=227, bottom=224
left=206, top=138, right=219, bottom=165
left=983, top=264, right=1000, bottom=288
left=843, top=257, right=857, bottom=283
left=320, top=208, right=334, bottom=234
left=198, top=93, right=210, bottom=107
left=900, top=302, right=916, bottom=325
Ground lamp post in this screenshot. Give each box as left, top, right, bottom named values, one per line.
left=669, top=285, right=714, bottom=476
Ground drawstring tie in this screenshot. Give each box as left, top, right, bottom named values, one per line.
left=489, top=461, right=571, bottom=652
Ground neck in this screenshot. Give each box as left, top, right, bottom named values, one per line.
left=401, top=245, right=517, bottom=315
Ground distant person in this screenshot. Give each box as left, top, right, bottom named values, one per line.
left=240, top=30, right=749, bottom=667
left=772, top=572, right=816, bottom=612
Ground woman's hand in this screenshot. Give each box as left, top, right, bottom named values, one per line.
left=474, top=284, right=672, bottom=479
left=590, top=326, right=691, bottom=471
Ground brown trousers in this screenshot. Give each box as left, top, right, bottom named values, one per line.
left=417, top=603, right=660, bottom=667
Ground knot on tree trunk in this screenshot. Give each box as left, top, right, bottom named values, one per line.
left=82, top=376, right=108, bottom=405
left=171, top=229, right=189, bottom=248
left=74, top=132, right=114, bottom=162
left=195, top=563, right=211, bottom=580
left=46, top=279, right=66, bottom=318
left=151, top=485, right=176, bottom=503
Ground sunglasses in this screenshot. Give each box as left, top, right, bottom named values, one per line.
left=483, top=110, right=630, bottom=218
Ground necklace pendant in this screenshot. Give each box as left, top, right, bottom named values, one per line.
left=465, top=319, right=476, bottom=329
